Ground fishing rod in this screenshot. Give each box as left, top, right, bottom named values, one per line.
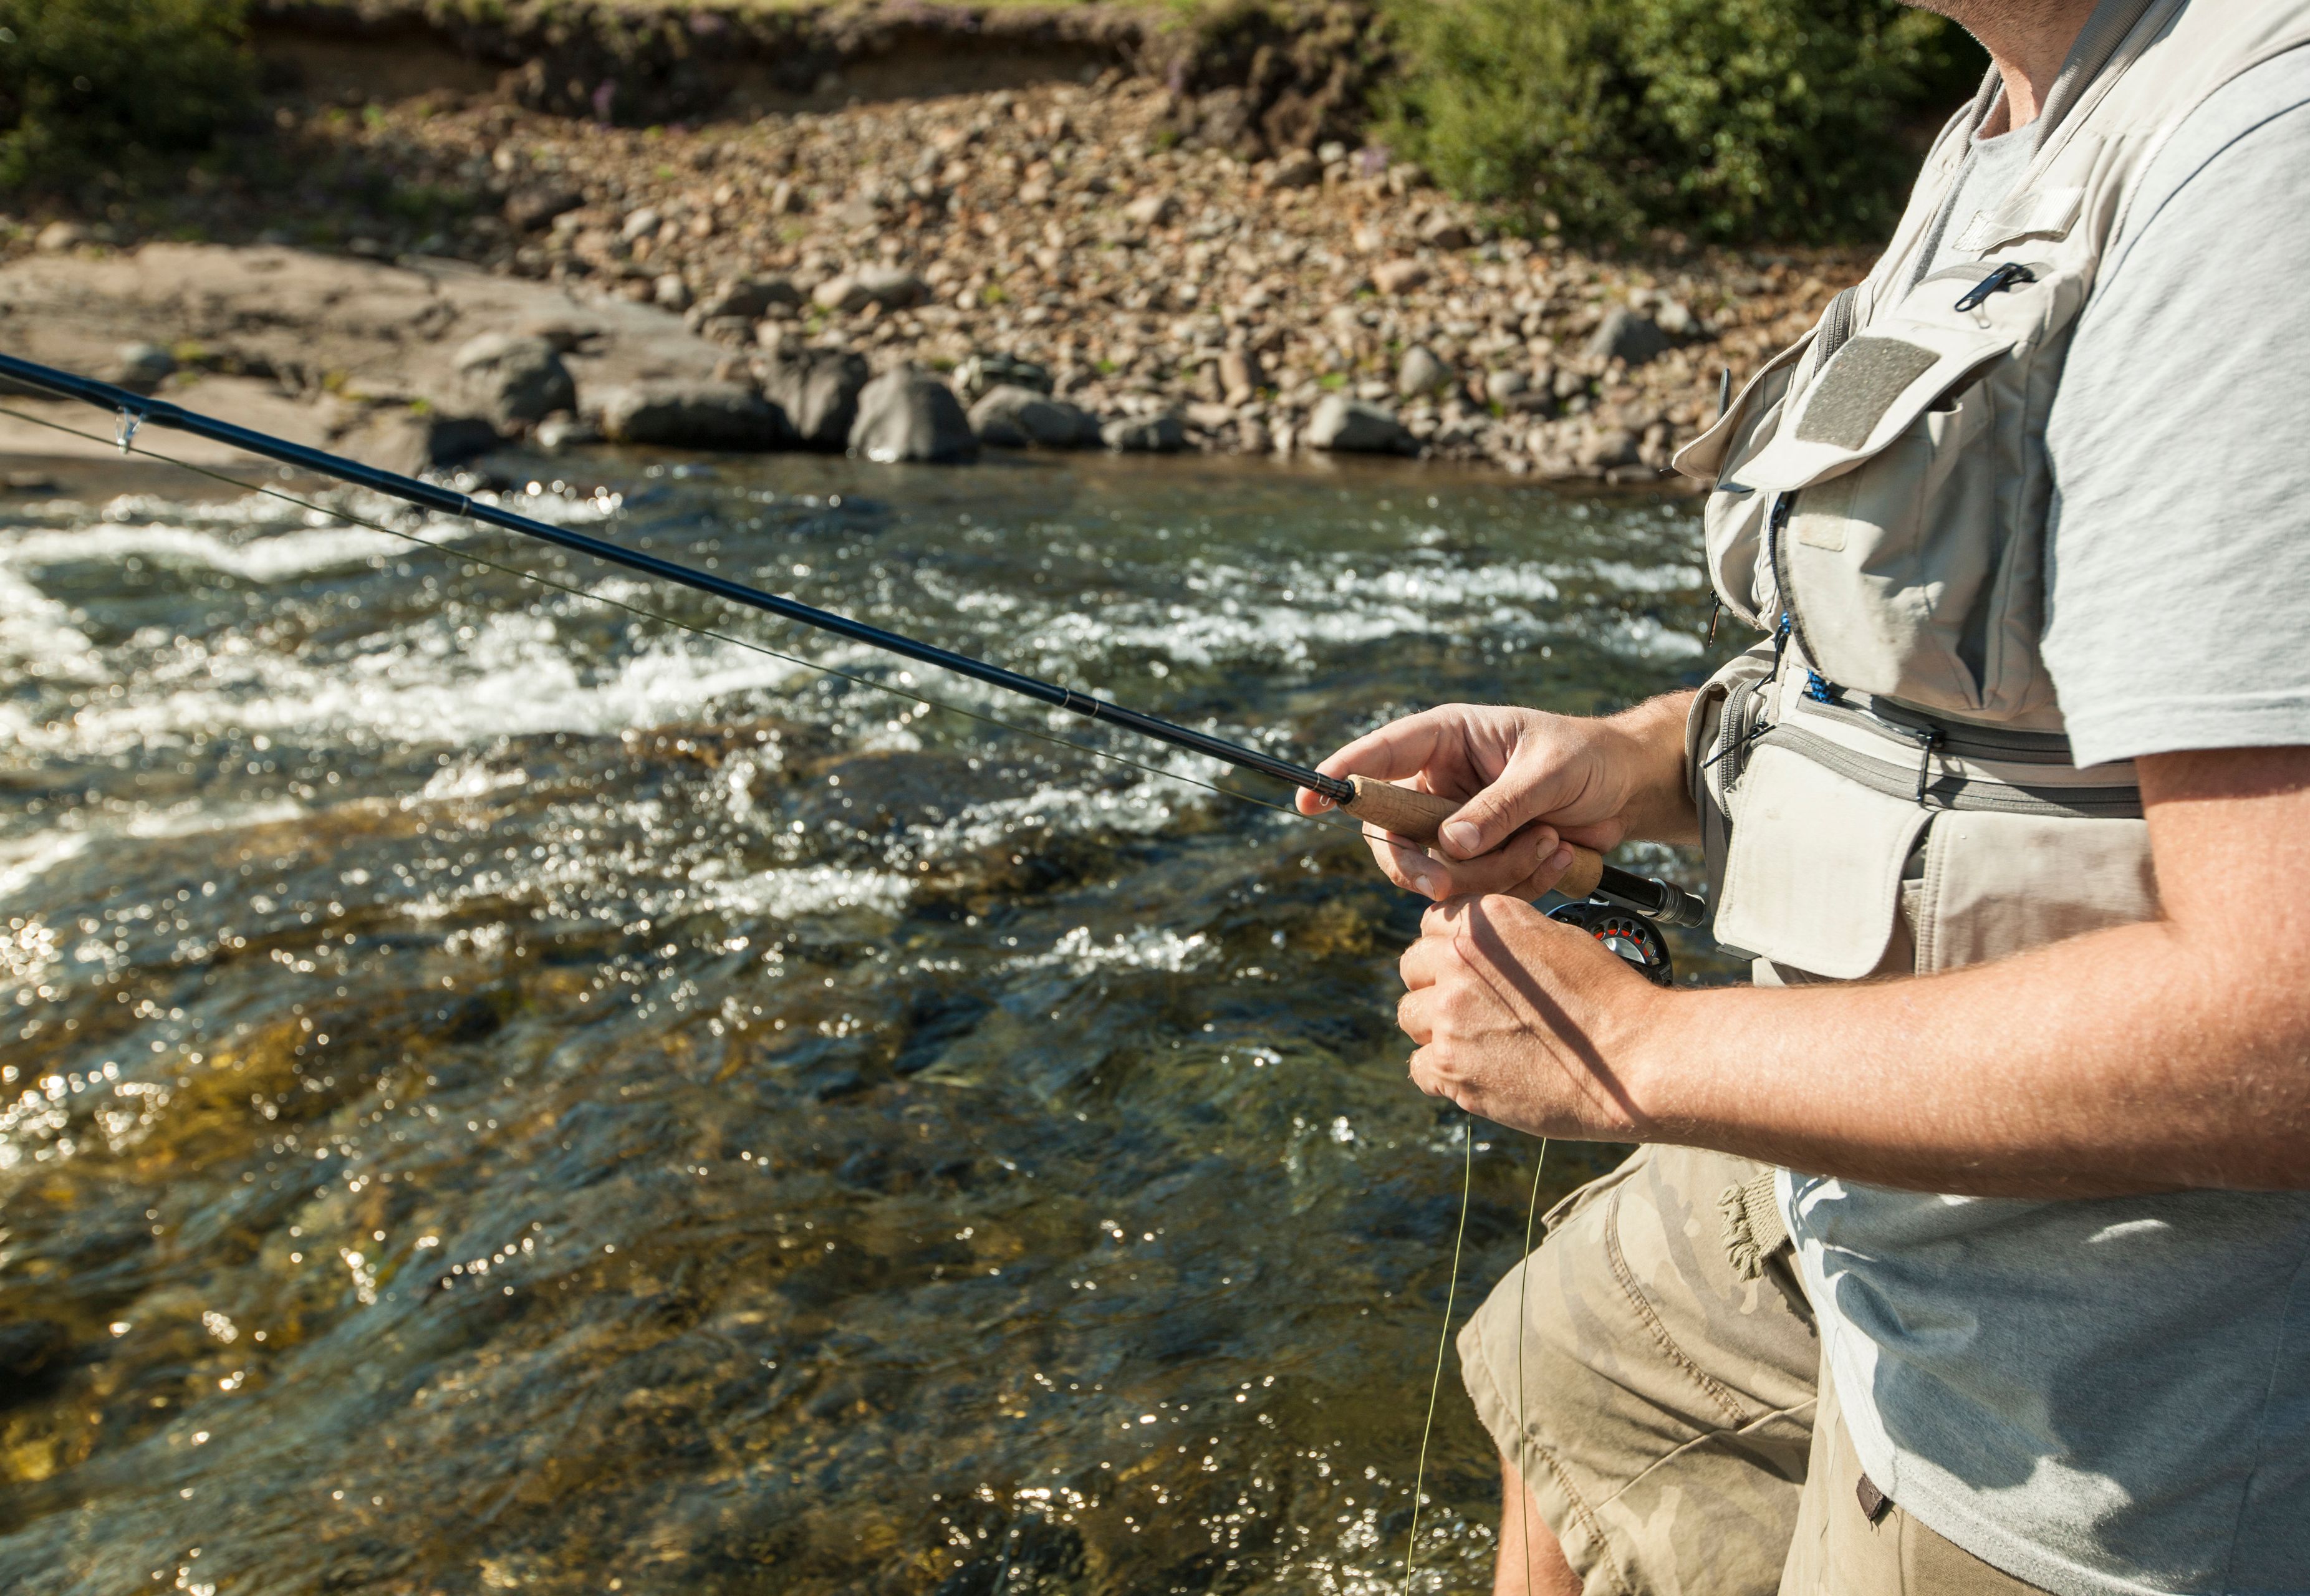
left=0, top=350, right=1706, bottom=973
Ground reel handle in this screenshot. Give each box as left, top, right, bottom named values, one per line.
left=1338, top=776, right=1605, bottom=898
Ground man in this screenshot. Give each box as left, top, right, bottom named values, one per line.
left=1299, top=1, right=2310, bottom=1592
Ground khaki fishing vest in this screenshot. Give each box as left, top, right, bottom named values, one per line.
left=1672, top=0, right=2310, bottom=981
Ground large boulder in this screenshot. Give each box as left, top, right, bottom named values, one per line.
left=1307, top=395, right=1416, bottom=454
left=756, top=345, right=871, bottom=448
left=597, top=381, right=794, bottom=451
left=849, top=370, right=977, bottom=463
left=969, top=384, right=1099, bottom=449
left=452, top=333, right=576, bottom=428
left=1584, top=307, right=1671, bottom=367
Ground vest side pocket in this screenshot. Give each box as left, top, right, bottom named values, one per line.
left=1713, top=739, right=1933, bottom=980
left=1913, top=811, right=2158, bottom=973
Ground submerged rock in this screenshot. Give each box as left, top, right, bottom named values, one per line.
left=849, top=370, right=976, bottom=463
left=597, top=381, right=794, bottom=450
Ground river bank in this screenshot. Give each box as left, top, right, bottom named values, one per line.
left=4, top=14, right=1857, bottom=483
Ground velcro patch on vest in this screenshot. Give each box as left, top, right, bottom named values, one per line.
left=1793, top=337, right=1940, bottom=450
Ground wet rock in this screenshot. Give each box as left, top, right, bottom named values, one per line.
left=598, top=381, right=794, bottom=451
left=969, top=385, right=1099, bottom=449
left=453, top=333, right=575, bottom=427
left=0, top=1318, right=69, bottom=1407
left=505, top=185, right=583, bottom=231
left=755, top=344, right=871, bottom=447
left=953, top=352, right=1053, bottom=401
left=849, top=369, right=977, bottom=463
left=536, top=415, right=603, bottom=452
left=1584, top=307, right=1671, bottom=367
left=1102, top=412, right=1186, bottom=453
left=104, top=341, right=177, bottom=394
left=352, top=411, right=502, bottom=474
left=1372, top=259, right=1430, bottom=296
left=1397, top=345, right=1452, bottom=398
left=1307, top=395, right=1415, bottom=454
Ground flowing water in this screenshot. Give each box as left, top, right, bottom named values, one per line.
left=0, top=448, right=1740, bottom=1596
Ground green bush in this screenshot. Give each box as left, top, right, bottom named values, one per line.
left=1379, top=0, right=1986, bottom=244
left=0, top=0, right=255, bottom=189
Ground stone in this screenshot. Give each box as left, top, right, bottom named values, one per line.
left=653, top=274, right=692, bottom=311
left=1101, top=412, right=1186, bottom=453
left=693, top=277, right=802, bottom=322
left=1485, top=368, right=1529, bottom=403
left=1397, top=345, right=1453, bottom=398
left=953, top=352, right=1053, bottom=401
left=535, top=415, right=604, bottom=452
left=597, top=381, right=794, bottom=451
left=1183, top=401, right=1236, bottom=433
left=857, top=266, right=929, bottom=309
left=755, top=345, right=871, bottom=448
left=505, top=186, right=583, bottom=231
left=1270, top=151, right=1322, bottom=190
left=1417, top=214, right=1473, bottom=249
left=849, top=370, right=978, bottom=463
left=618, top=208, right=662, bottom=243
left=34, top=221, right=87, bottom=253
left=768, top=179, right=803, bottom=214
left=1574, top=422, right=1642, bottom=469
left=1584, top=307, right=1671, bottom=367
left=1655, top=299, right=1698, bottom=337
left=104, top=342, right=176, bottom=394
left=1554, top=366, right=1593, bottom=401
left=968, top=384, right=1099, bottom=448
left=1125, top=192, right=1178, bottom=228
left=452, top=333, right=576, bottom=427
left=1372, top=259, right=1431, bottom=296
left=812, top=274, right=873, bottom=313
left=1236, top=417, right=1273, bottom=454
left=1306, top=394, right=1415, bottom=454
left=1219, top=347, right=1263, bottom=405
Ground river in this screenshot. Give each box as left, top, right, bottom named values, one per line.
left=0, top=448, right=1736, bottom=1595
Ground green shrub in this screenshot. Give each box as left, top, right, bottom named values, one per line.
left=0, top=0, right=256, bottom=189
left=1379, top=0, right=1986, bottom=244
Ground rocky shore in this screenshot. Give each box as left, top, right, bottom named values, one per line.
left=4, top=55, right=1860, bottom=481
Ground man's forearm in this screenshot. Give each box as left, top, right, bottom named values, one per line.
left=1599, top=690, right=1700, bottom=846
left=1635, top=915, right=2310, bottom=1196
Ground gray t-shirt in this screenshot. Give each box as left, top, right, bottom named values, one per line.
left=1784, top=45, right=2310, bottom=1596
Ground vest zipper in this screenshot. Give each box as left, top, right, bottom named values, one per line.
left=1953, top=261, right=2038, bottom=312
left=1767, top=493, right=1817, bottom=670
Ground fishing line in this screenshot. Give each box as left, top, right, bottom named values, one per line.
left=1400, top=1113, right=1474, bottom=1596
left=1514, top=1137, right=1551, bottom=1596
left=0, top=404, right=1387, bottom=842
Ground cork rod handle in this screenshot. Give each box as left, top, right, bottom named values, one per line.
left=1339, top=775, right=1605, bottom=899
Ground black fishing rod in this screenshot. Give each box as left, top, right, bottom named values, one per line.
left=0, top=350, right=1705, bottom=969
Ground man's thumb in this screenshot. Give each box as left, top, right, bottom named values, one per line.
left=1437, top=785, right=1524, bottom=860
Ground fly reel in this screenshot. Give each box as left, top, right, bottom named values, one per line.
left=1547, top=899, right=1675, bottom=988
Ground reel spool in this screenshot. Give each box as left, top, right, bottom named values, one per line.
left=1547, top=899, right=1675, bottom=988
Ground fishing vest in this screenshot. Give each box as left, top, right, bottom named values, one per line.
left=1672, top=0, right=2310, bottom=981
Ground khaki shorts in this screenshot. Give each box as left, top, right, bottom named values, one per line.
left=1456, top=1145, right=2048, bottom=1596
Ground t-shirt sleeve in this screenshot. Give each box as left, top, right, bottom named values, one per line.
left=2039, top=61, right=2310, bottom=769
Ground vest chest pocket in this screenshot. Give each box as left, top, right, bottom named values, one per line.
left=1675, top=331, right=1817, bottom=633
left=1736, top=262, right=2087, bottom=718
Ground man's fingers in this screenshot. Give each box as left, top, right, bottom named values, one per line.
left=1315, top=708, right=1463, bottom=787
left=1397, top=988, right=1434, bottom=1046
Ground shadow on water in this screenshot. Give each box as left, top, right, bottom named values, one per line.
left=0, top=449, right=1746, bottom=1594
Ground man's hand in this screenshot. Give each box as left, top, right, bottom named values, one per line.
left=1295, top=695, right=1698, bottom=901
left=1396, top=895, right=1667, bottom=1140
